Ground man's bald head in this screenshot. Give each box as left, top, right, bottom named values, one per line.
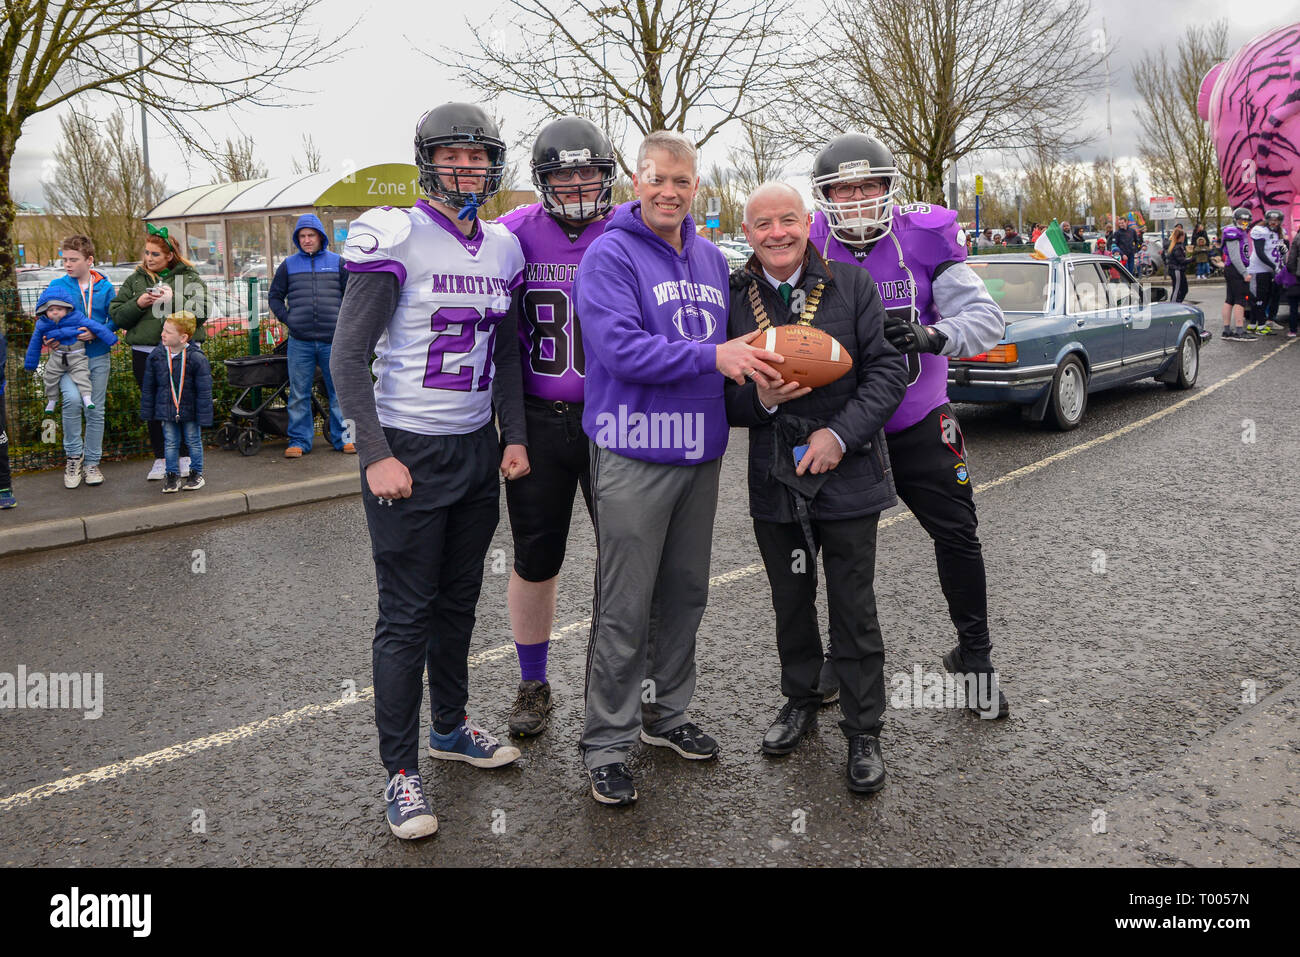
left=742, top=181, right=811, bottom=282
left=744, top=181, right=806, bottom=225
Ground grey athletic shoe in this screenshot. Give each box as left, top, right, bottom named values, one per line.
left=64, top=456, right=83, bottom=489
left=83, top=464, right=104, bottom=486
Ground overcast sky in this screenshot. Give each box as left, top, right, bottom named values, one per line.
left=9, top=0, right=1297, bottom=208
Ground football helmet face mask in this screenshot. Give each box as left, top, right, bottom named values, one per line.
left=414, top=103, right=506, bottom=220
left=532, top=117, right=617, bottom=222
left=1264, top=209, right=1284, bottom=231
left=1232, top=207, right=1252, bottom=228
left=811, top=133, right=902, bottom=244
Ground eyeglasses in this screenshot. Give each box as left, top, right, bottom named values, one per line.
left=827, top=181, right=885, bottom=201
left=550, top=166, right=603, bottom=184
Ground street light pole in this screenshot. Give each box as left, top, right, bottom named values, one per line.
left=1103, top=18, right=1116, bottom=235
left=136, top=0, right=151, bottom=207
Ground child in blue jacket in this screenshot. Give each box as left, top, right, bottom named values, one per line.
left=25, top=288, right=117, bottom=413
left=140, top=312, right=213, bottom=493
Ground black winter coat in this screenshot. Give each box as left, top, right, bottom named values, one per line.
left=139, top=343, right=214, bottom=426
left=725, top=247, right=908, bottom=523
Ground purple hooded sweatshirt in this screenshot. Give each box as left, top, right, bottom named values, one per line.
left=574, top=201, right=730, bottom=465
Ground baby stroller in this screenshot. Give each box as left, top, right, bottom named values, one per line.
left=217, top=339, right=334, bottom=455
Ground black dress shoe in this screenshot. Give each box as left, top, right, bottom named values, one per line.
left=941, top=647, right=1010, bottom=719
left=813, top=656, right=840, bottom=706
left=762, top=700, right=818, bottom=755
left=846, top=734, right=886, bottom=793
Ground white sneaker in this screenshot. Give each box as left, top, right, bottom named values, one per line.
left=64, top=456, right=84, bottom=489
left=147, top=458, right=166, bottom=481
left=179, top=456, right=192, bottom=478
left=84, top=464, right=104, bottom=486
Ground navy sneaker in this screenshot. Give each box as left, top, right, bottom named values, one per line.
left=589, top=762, right=637, bottom=805
left=0, top=489, right=15, bottom=509
left=428, top=716, right=521, bottom=768
left=383, top=770, right=438, bottom=840
left=640, top=721, right=719, bottom=760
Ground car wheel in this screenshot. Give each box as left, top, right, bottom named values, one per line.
left=1046, top=354, right=1088, bottom=431
left=1165, top=332, right=1199, bottom=390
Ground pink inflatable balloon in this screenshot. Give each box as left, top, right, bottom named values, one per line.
left=1198, top=23, right=1300, bottom=234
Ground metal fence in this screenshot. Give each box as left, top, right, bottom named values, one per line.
left=2, top=278, right=334, bottom=473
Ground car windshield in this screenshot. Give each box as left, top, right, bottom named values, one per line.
left=966, top=260, right=1050, bottom=313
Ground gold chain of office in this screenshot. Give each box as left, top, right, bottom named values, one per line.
left=748, top=279, right=826, bottom=332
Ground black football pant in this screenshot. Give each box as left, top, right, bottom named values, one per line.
left=755, top=514, right=885, bottom=738
left=1252, top=273, right=1274, bottom=327
left=364, top=423, right=500, bottom=778
left=886, top=403, right=994, bottom=670
left=0, top=400, right=11, bottom=490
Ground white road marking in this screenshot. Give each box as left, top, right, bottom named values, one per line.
left=2, top=339, right=1291, bottom=813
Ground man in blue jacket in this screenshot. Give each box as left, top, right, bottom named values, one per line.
left=574, top=130, right=786, bottom=806
left=268, top=213, right=352, bottom=457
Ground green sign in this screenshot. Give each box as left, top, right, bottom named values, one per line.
left=315, top=163, right=422, bottom=208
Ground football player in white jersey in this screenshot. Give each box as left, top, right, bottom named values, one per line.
left=330, top=103, right=530, bottom=840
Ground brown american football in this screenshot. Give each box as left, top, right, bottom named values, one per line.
left=752, top=325, right=852, bottom=389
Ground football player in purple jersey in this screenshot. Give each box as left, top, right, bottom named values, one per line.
left=807, top=133, right=1011, bottom=720
left=495, top=117, right=618, bottom=737
left=1220, top=207, right=1256, bottom=340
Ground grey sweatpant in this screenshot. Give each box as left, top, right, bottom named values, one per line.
left=580, top=444, right=722, bottom=770
left=43, top=345, right=91, bottom=403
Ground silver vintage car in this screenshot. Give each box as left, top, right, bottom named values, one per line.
left=947, top=254, right=1211, bottom=430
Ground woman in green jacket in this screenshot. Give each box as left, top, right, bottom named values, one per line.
left=109, top=224, right=210, bottom=481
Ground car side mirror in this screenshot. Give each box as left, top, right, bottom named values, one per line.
left=1150, top=286, right=1168, bottom=303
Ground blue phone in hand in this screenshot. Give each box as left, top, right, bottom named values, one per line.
left=793, top=444, right=809, bottom=467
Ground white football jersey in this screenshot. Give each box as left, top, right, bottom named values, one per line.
left=343, top=201, right=525, bottom=436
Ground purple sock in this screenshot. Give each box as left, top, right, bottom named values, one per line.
left=516, top=641, right=549, bottom=684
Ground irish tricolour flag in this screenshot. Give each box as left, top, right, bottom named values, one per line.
left=1033, top=219, right=1070, bottom=259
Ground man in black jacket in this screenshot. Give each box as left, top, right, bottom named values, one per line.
left=725, top=182, right=908, bottom=793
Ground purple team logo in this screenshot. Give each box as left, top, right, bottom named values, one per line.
left=346, top=232, right=380, bottom=255
left=672, top=303, right=716, bottom=342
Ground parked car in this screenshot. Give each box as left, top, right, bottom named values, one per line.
left=949, top=254, right=1210, bottom=430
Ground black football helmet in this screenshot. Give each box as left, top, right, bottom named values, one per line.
left=811, top=133, right=902, bottom=243
left=1232, top=206, right=1252, bottom=228
left=532, top=117, right=617, bottom=222
left=1265, top=209, right=1284, bottom=231
left=414, top=103, right=506, bottom=218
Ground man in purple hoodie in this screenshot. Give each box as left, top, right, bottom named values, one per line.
left=574, top=130, right=785, bottom=806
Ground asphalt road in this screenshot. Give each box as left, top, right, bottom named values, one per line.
left=2, top=305, right=1297, bottom=867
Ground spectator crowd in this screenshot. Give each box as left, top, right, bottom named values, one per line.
left=0, top=220, right=354, bottom=509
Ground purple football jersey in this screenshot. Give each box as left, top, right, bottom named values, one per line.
left=809, top=204, right=967, bottom=433
left=497, top=202, right=611, bottom=402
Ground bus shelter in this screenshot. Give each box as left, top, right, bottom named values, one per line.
left=141, top=164, right=422, bottom=281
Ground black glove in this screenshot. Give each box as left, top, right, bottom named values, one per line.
left=883, top=314, right=947, bottom=355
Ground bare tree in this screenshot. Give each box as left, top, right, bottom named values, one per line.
left=41, top=109, right=171, bottom=266
left=1019, top=133, right=1086, bottom=226
left=218, top=135, right=269, bottom=182
left=694, top=162, right=741, bottom=235
left=43, top=114, right=112, bottom=247
left=1133, top=21, right=1228, bottom=229
left=1, top=0, right=349, bottom=322
left=435, top=0, right=797, bottom=176
left=103, top=111, right=167, bottom=264
left=290, top=133, right=324, bottom=175
left=728, top=114, right=788, bottom=199
left=783, top=0, right=1105, bottom=204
